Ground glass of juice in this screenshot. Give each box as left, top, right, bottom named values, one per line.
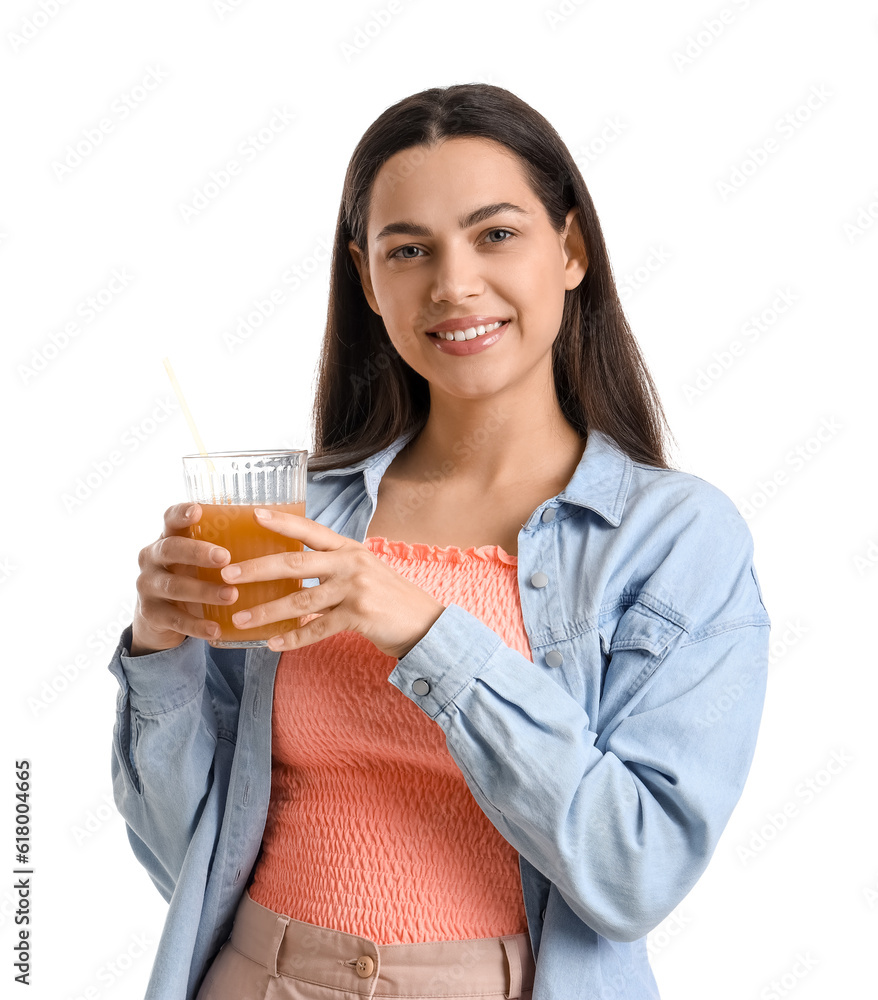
left=182, top=450, right=308, bottom=648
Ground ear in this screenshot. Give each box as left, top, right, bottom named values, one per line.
left=561, top=207, right=588, bottom=292
left=348, top=241, right=382, bottom=316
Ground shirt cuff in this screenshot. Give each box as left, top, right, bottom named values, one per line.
left=388, top=603, right=504, bottom=720
left=109, top=625, right=209, bottom=717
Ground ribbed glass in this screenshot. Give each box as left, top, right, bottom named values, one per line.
left=182, top=451, right=307, bottom=505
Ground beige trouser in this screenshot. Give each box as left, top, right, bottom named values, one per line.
left=196, top=891, right=536, bottom=999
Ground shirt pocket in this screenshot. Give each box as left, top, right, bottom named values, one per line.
left=596, top=601, right=685, bottom=737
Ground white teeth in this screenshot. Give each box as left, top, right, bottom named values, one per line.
left=437, top=320, right=504, bottom=341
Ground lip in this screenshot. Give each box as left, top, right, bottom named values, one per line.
left=428, top=320, right=509, bottom=356
left=425, top=315, right=508, bottom=334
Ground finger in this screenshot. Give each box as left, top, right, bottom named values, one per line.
left=144, top=569, right=238, bottom=607
left=230, top=580, right=337, bottom=630
left=264, top=608, right=345, bottom=652
left=138, top=597, right=223, bottom=642
left=162, top=502, right=204, bottom=537
left=251, top=508, right=349, bottom=551
left=219, top=546, right=322, bottom=584
left=152, top=534, right=231, bottom=570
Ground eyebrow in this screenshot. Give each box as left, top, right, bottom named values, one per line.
left=373, top=202, right=529, bottom=242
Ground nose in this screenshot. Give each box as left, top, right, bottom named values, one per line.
left=429, top=241, right=485, bottom=306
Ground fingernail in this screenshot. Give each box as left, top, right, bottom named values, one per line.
left=232, top=611, right=251, bottom=626
left=268, top=636, right=284, bottom=650
left=185, top=505, right=197, bottom=519
left=210, top=548, right=227, bottom=565
left=222, top=564, right=241, bottom=581
left=218, top=587, right=236, bottom=601
left=254, top=508, right=271, bottom=519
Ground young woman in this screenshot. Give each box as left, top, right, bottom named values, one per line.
left=110, top=84, right=771, bottom=999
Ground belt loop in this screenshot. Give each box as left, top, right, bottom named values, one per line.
left=267, top=912, right=290, bottom=978
left=500, top=936, right=522, bottom=999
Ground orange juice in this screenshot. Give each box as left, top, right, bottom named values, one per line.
left=189, top=501, right=306, bottom=645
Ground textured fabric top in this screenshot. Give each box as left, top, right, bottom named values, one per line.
left=248, top=535, right=533, bottom=944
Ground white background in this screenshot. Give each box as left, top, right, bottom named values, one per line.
left=3, top=0, right=877, bottom=997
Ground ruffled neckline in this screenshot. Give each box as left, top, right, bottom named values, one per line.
left=366, top=535, right=518, bottom=566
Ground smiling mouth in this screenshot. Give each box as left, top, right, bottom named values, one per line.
left=427, top=320, right=508, bottom=342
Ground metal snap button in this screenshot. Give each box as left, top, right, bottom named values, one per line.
left=530, top=571, right=549, bottom=589
left=541, top=507, right=556, bottom=523
left=355, top=954, right=375, bottom=978
left=545, top=650, right=563, bottom=668
left=412, top=678, right=431, bottom=696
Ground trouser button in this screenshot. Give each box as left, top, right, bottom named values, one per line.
left=356, top=955, right=375, bottom=978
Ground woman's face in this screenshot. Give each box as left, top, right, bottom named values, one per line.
left=348, top=137, right=587, bottom=404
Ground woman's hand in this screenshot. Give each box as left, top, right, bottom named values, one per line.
left=130, top=503, right=236, bottom=656
left=220, top=508, right=446, bottom=659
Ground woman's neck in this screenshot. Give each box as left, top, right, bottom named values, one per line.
left=398, top=391, right=585, bottom=494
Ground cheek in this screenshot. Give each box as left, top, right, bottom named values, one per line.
left=375, top=271, right=420, bottom=317
left=512, top=260, right=566, bottom=328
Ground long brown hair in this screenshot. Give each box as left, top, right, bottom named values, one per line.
left=309, top=83, right=674, bottom=471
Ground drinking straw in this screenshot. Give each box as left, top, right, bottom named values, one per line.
left=162, top=356, right=211, bottom=458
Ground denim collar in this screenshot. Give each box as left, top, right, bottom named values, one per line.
left=311, top=427, right=633, bottom=527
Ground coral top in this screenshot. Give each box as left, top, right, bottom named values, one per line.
left=248, top=536, right=533, bottom=945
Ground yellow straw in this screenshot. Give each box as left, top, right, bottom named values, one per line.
left=162, top=357, right=211, bottom=460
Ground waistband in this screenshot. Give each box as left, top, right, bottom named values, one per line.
left=228, top=890, right=535, bottom=998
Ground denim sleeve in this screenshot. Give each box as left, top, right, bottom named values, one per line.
left=389, top=531, right=770, bottom=943
left=108, top=627, right=229, bottom=900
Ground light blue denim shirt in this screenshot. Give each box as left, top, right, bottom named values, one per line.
left=109, top=428, right=770, bottom=999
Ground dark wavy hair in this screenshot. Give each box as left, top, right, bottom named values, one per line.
left=309, top=83, right=673, bottom=471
